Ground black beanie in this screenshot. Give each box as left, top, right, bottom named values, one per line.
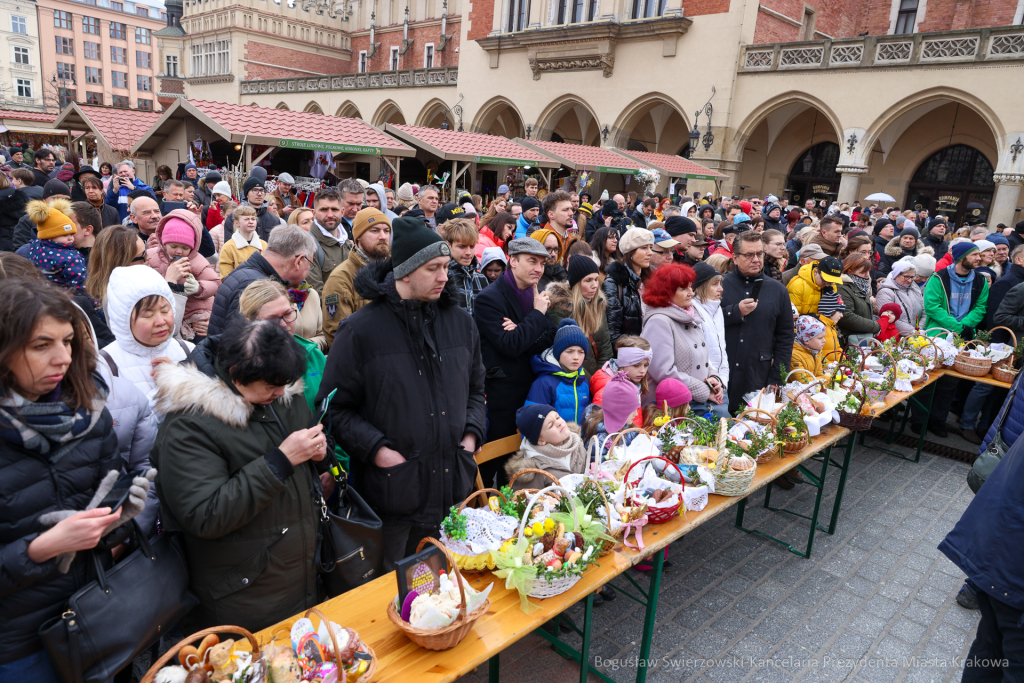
left=242, top=176, right=265, bottom=196
left=664, top=215, right=697, bottom=237
left=43, top=179, right=71, bottom=199
left=391, top=216, right=451, bottom=279
left=521, top=196, right=541, bottom=214
left=601, top=200, right=618, bottom=218
left=1016, top=220, right=1024, bottom=234
left=567, top=253, right=600, bottom=289
left=516, top=403, right=555, bottom=445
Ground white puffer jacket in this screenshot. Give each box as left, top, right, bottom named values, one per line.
left=101, top=265, right=193, bottom=408
left=692, top=297, right=730, bottom=390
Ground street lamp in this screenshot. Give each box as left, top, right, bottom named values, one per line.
left=437, top=93, right=464, bottom=132
left=688, top=86, right=715, bottom=157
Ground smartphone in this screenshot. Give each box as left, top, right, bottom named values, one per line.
left=750, top=278, right=764, bottom=301
left=313, top=388, right=338, bottom=427
left=161, top=201, right=187, bottom=215
left=98, top=469, right=144, bottom=512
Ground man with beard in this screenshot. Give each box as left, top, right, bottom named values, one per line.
left=321, top=207, right=391, bottom=346
left=912, top=241, right=989, bottom=437
left=307, top=183, right=358, bottom=295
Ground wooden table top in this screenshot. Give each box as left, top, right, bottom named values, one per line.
left=938, top=367, right=1014, bottom=389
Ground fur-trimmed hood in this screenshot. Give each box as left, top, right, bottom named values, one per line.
left=353, top=258, right=460, bottom=307
left=153, top=355, right=303, bottom=428
left=545, top=280, right=572, bottom=314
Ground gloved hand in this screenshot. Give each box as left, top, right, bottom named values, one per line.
left=960, top=326, right=975, bottom=340
left=182, top=273, right=200, bottom=296
left=37, top=468, right=157, bottom=573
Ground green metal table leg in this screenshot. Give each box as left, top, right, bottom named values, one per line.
left=489, top=653, right=500, bottom=683
left=912, top=381, right=937, bottom=463
left=634, top=547, right=665, bottom=683
left=533, top=593, right=617, bottom=683
left=578, top=592, right=594, bottom=683
left=826, top=435, right=856, bottom=534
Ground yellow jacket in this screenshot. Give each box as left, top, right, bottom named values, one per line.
left=820, top=315, right=843, bottom=364
left=218, top=234, right=267, bottom=279
left=790, top=342, right=825, bottom=379
left=787, top=263, right=827, bottom=315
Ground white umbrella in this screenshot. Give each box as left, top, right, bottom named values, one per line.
left=864, top=192, right=896, bottom=202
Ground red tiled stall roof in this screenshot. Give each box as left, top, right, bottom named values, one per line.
left=515, top=139, right=644, bottom=174
left=385, top=124, right=558, bottom=167
left=189, top=100, right=413, bottom=154
left=611, top=149, right=726, bottom=180
left=55, top=104, right=163, bottom=151
left=0, top=109, right=58, bottom=124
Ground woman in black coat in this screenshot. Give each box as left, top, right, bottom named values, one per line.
left=0, top=281, right=121, bottom=678
left=0, top=177, right=28, bottom=252
left=602, top=228, right=654, bottom=342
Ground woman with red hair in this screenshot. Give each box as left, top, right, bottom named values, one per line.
left=641, top=264, right=729, bottom=418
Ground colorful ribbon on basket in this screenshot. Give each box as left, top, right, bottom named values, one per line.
left=588, top=460, right=614, bottom=481
left=622, top=514, right=648, bottom=550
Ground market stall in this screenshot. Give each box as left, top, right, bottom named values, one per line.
left=131, top=99, right=415, bottom=197
left=384, top=124, right=558, bottom=202
left=54, top=103, right=162, bottom=172
left=0, top=109, right=63, bottom=151
left=513, top=138, right=648, bottom=196
left=611, top=148, right=727, bottom=198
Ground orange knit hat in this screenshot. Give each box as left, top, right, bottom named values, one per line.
left=27, top=199, right=77, bottom=240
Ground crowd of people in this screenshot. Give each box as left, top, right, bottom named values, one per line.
left=1, top=143, right=1023, bottom=681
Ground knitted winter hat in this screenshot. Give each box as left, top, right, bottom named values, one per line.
left=242, top=176, right=265, bottom=196
left=249, top=166, right=268, bottom=182
left=988, top=233, right=1009, bottom=247
left=818, top=290, right=846, bottom=316
left=516, top=403, right=555, bottom=445
left=913, top=253, right=936, bottom=275
left=796, top=315, right=825, bottom=344
left=212, top=181, right=233, bottom=198
left=352, top=207, right=389, bottom=242
left=578, top=202, right=594, bottom=217
left=888, top=256, right=917, bottom=280
left=567, top=253, right=599, bottom=289
left=160, top=217, right=195, bottom=248
left=396, top=182, right=415, bottom=201
left=763, top=202, right=781, bottom=218
left=28, top=199, right=76, bottom=239
left=655, top=378, right=692, bottom=409
left=184, top=162, right=197, bottom=172
left=602, top=371, right=641, bottom=434
left=43, top=178, right=71, bottom=199
left=879, top=302, right=902, bottom=319
left=899, top=225, right=920, bottom=240
left=664, top=215, right=697, bottom=237
left=391, top=216, right=450, bottom=279
left=951, top=241, right=979, bottom=264
left=975, top=239, right=996, bottom=253
left=56, top=168, right=74, bottom=182
left=521, top=197, right=541, bottom=214
left=204, top=170, right=222, bottom=184
left=552, top=318, right=590, bottom=360
left=738, top=201, right=752, bottom=214
left=530, top=229, right=562, bottom=257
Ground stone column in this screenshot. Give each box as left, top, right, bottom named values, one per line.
left=836, top=165, right=868, bottom=205
left=991, top=174, right=1024, bottom=228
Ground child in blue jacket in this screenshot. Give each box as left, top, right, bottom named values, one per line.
left=23, top=199, right=87, bottom=292
left=525, top=318, right=590, bottom=425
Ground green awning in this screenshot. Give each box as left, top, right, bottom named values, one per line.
left=473, top=154, right=540, bottom=166
left=279, top=138, right=383, bottom=155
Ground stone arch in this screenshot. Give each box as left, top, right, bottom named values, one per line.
left=730, top=91, right=845, bottom=162
left=470, top=96, right=525, bottom=138
left=276, top=102, right=291, bottom=110
left=372, top=100, right=406, bottom=127
left=304, top=101, right=324, bottom=114
left=610, top=93, right=690, bottom=154
left=415, top=98, right=452, bottom=128
left=335, top=101, right=362, bottom=119
left=534, top=95, right=602, bottom=146
left=860, top=87, right=1006, bottom=168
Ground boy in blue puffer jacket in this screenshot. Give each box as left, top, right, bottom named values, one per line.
left=525, top=318, right=590, bottom=425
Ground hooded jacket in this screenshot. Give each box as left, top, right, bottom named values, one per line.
left=101, top=266, right=194, bottom=406
left=836, top=274, right=881, bottom=339
left=545, top=281, right=612, bottom=377
left=322, top=260, right=486, bottom=525
left=525, top=348, right=590, bottom=425
left=787, top=262, right=830, bottom=315
left=877, top=235, right=930, bottom=277
left=150, top=350, right=323, bottom=632
left=0, top=186, right=28, bottom=252
left=642, top=304, right=712, bottom=403
left=0, top=380, right=119, bottom=664
left=146, top=210, right=221, bottom=320
left=790, top=340, right=825, bottom=379
left=367, top=183, right=397, bottom=221
left=602, top=259, right=645, bottom=342
left=875, top=276, right=925, bottom=337
left=504, top=423, right=588, bottom=491
left=306, top=220, right=352, bottom=296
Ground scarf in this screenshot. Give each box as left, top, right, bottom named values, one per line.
left=528, top=428, right=586, bottom=473
left=848, top=273, right=872, bottom=299
left=946, top=265, right=975, bottom=321
left=0, top=382, right=106, bottom=463
left=288, top=281, right=311, bottom=311
left=503, top=268, right=533, bottom=316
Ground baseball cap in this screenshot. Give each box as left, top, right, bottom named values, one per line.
left=435, top=202, right=467, bottom=224
left=815, top=256, right=843, bottom=284
left=651, top=228, right=677, bottom=248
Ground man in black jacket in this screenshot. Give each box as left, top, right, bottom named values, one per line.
left=208, top=224, right=316, bottom=335
left=320, top=217, right=486, bottom=569
left=721, top=231, right=794, bottom=414
left=473, top=237, right=555, bottom=485
left=31, top=148, right=56, bottom=187
left=986, top=245, right=1024, bottom=342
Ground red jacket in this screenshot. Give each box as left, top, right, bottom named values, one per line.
left=876, top=316, right=900, bottom=343
left=935, top=251, right=953, bottom=272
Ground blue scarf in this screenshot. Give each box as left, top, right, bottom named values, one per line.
left=515, top=214, right=532, bottom=239
left=946, top=264, right=975, bottom=321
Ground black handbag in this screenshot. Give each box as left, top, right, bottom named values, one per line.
left=38, top=522, right=198, bottom=683
left=967, top=373, right=1019, bottom=493
left=314, top=452, right=384, bottom=597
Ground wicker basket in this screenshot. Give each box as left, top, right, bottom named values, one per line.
left=514, top=485, right=586, bottom=599
left=735, top=409, right=782, bottom=464
left=776, top=381, right=821, bottom=454
left=140, top=626, right=265, bottom=683
left=574, top=478, right=619, bottom=556
left=386, top=538, right=489, bottom=651
left=508, top=467, right=563, bottom=505
left=990, top=326, right=1019, bottom=373
left=706, top=419, right=757, bottom=497
left=304, top=607, right=378, bottom=682
left=445, top=488, right=513, bottom=574
left=623, top=456, right=685, bottom=524
left=954, top=340, right=994, bottom=377
left=836, top=380, right=874, bottom=431
left=993, top=364, right=1019, bottom=385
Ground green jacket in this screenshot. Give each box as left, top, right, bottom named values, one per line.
left=296, top=334, right=326, bottom=413
left=923, top=267, right=989, bottom=335
left=151, top=359, right=325, bottom=633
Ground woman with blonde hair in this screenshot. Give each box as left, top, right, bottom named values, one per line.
left=705, top=253, right=735, bottom=274
left=287, top=206, right=315, bottom=231
left=480, top=197, right=508, bottom=227
left=545, top=254, right=613, bottom=376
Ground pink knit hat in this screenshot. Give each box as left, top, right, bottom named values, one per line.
left=160, top=217, right=195, bottom=249
left=602, top=371, right=641, bottom=433
left=655, top=378, right=692, bottom=410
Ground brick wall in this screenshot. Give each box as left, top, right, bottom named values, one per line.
left=243, top=41, right=349, bottom=79
left=755, top=0, right=859, bottom=42
left=685, top=0, right=730, bottom=15
left=349, top=20, right=460, bottom=72
left=468, top=0, right=493, bottom=40
left=753, top=12, right=800, bottom=44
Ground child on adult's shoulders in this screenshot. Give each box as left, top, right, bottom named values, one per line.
left=526, top=318, right=591, bottom=425
left=505, top=403, right=588, bottom=491
left=22, top=199, right=88, bottom=292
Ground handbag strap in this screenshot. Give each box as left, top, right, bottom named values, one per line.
left=65, top=612, right=86, bottom=683
left=992, top=370, right=1021, bottom=437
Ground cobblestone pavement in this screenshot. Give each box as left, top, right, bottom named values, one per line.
left=454, top=434, right=980, bottom=683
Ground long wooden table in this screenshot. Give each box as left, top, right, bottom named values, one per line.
left=940, top=367, right=1014, bottom=389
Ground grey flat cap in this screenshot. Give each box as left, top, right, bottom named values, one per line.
left=507, top=237, right=549, bottom=257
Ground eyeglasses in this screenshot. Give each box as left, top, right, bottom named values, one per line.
left=249, top=188, right=266, bottom=195
left=736, top=251, right=764, bottom=260
left=545, top=247, right=560, bottom=256
left=269, top=309, right=298, bottom=324
left=897, top=272, right=916, bottom=282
